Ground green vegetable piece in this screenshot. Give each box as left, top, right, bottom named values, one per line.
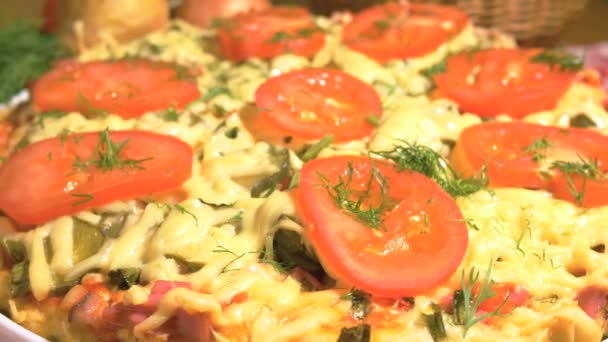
left=1, top=239, right=27, bottom=263
left=299, top=134, right=334, bottom=162
left=452, top=289, right=466, bottom=325
left=273, top=229, right=324, bottom=277
left=202, top=86, right=233, bottom=101
left=166, top=254, right=205, bottom=274
left=72, top=218, right=105, bottom=264
left=10, top=261, right=30, bottom=297
left=337, top=324, right=371, bottom=342
left=224, top=126, right=239, bottom=139
left=251, top=148, right=291, bottom=198
left=424, top=303, right=448, bottom=342
left=342, top=289, right=371, bottom=320
left=108, top=268, right=141, bottom=290
left=570, top=114, right=596, bottom=128
left=0, top=21, right=71, bottom=103
left=99, top=213, right=128, bottom=238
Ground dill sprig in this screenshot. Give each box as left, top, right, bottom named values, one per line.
left=550, top=154, right=608, bottom=205
left=458, top=263, right=510, bottom=336
left=371, top=142, right=488, bottom=197
left=0, top=21, right=71, bottom=103
left=72, top=128, right=152, bottom=173
left=529, top=49, right=583, bottom=72
left=317, top=162, right=394, bottom=230
left=523, top=135, right=554, bottom=162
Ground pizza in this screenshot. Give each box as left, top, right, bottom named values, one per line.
left=1, top=2, right=608, bottom=342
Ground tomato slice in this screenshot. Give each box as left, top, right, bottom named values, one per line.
left=32, top=60, right=200, bottom=119
left=342, top=3, right=467, bottom=63
left=451, top=121, right=608, bottom=207
left=242, top=69, right=382, bottom=145
left=216, top=6, right=325, bottom=62
left=0, top=130, right=193, bottom=225
left=0, top=121, right=13, bottom=158
left=295, top=156, right=468, bottom=297
left=433, top=49, right=577, bottom=118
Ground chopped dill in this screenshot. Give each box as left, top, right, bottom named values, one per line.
left=71, top=193, right=94, bottom=206
left=72, top=128, right=152, bottom=173
left=523, top=135, right=554, bottom=162
left=529, top=49, right=583, bottom=72
left=550, top=154, right=608, bottom=205
left=371, top=142, right=488, bottom=197
left=173, top=204, right=198, bottom=224
left=457, top=262, right=510, bottom=336
left=317, top=161, right=394, bottom=230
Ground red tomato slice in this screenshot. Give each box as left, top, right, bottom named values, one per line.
left=474, top=283, right=529, bottom=315
left=0, top=130, right=192, bottom=225
left=32, top=60, right=200, bottom=119
left=451, top=121, right=608, bottom=207
left=342, top=3, right=467, bottom=63
left=243, top=68, right=382, bottom=144
left=433, top=49, right=577, bottom=118
left=216, top=6, right=325, bottom=62
left=294, top=156, right=468, bottom=297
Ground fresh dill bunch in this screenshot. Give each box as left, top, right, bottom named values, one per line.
left=0, top=21, right=71, bottom=103
left=371, top=142, right=488, bottom=197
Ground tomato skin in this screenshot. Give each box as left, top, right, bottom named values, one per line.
left=342, top=3, right=467, bottom=63
left=0, top=131, right=192, bottom=226
left=474, top=283, right=530, bottom=315
left=295, top=156, right=468, bottom=297
left=433, top=49, right=577, bottom=118
left=216, top=6, right=325, bottom=62
left=32, top=60, right=200, bottom=119
left=244, top=68, right=382, bottom=144
left=451, top=122, right=608, bottom=207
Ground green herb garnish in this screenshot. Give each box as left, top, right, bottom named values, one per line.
left=457, top=263, right=510, bottom=336
left=108, top=268, right=141, bottom=290
left=174, top=204, right=199, bottom=224
left=550, top=155, right=608, bottom=205
left=72, top=128, right=152, bottom=173
left=0, top=21, right=70, bottom=103
left=530, top=49, right=583, bottom=72
left=371, top=142, right=488, bottom=197
left=523, top=135, right=554, bottom=162
left=71, top=193, right=94, bottom=206
left=10, top=261, right=30, bottom=297
left=317, top=161, right=394, bottom=230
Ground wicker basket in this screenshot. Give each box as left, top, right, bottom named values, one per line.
left=303, top=0, right=588, bottom=46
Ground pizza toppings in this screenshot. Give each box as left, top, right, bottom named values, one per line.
left=342, top=3, right=468, bottom=63
left=295, top=155, right=468, bottom=297
left=32, top=59, right=200, bottom=118
left=451, top=121, right=608, bottom=207
left=0, top=130, right=192, bottom=225
left=431, top=48, right=579, bottom=118
left=215, top=6, right=325, bottom=62
left=242, top=68, right=382, bottom=145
